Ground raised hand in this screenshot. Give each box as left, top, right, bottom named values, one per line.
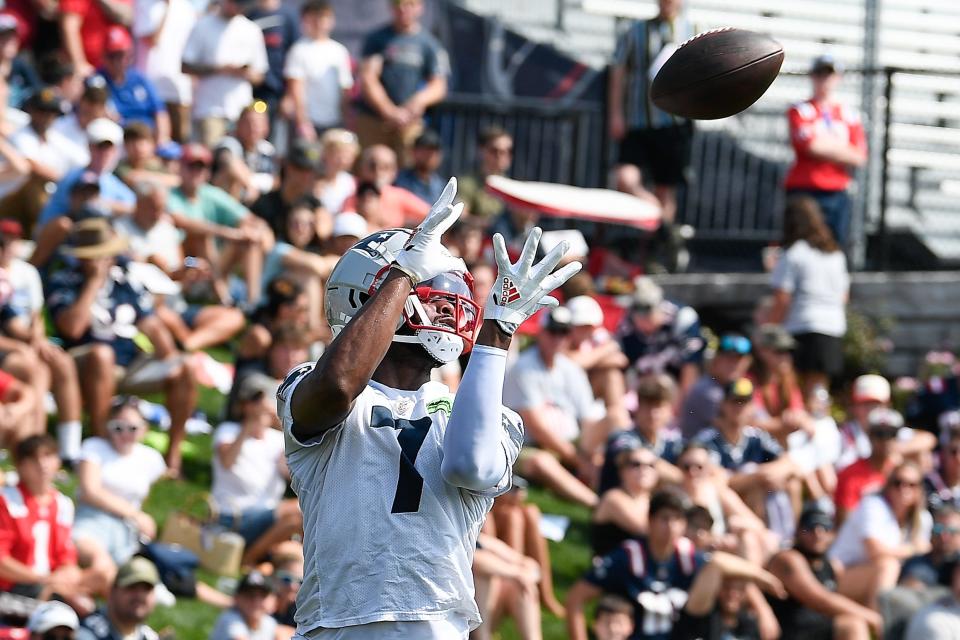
left=485, top=227, right=583, bottom=334
left=392, top=177, right=468, bottom=284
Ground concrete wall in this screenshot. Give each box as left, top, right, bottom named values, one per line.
left=653, top=271, right=960, bottom=377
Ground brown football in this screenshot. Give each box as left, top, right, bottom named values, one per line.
left=650, top=28, right=784, bottom=120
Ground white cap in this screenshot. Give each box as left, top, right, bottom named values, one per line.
left=632, top=276, right=664, bottom=311
left=332, top=212, right=368, bottom=239
left=86, top=117, right=123, bottom=145
left=566, top=295, right=603, bottom=327
left=27, top=601, right=80, bottom=633
left=852, top=374, right=890, bottom=404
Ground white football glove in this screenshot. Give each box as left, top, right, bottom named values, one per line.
left=485, top=228, right=583, bottom=335
left=392, top=177, right=468, bottom=284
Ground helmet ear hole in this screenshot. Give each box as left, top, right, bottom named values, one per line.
left=358, top=291, right=370, bottom=306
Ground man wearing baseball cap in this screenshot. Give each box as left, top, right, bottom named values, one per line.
left=695, top=378, right=802, bottom=537
left=394, top=129, right=446, bottom=205
left=0, top=86, right=86, bottom=236
left=77, top=557, right=160, bottom=640
left=785, top=52, right=867, bottom=248
left=35, top=117, right=135, bottom=234
left=167, top=142, right=273, bottom=305
left=680, top=333, right=753, bottom=438
left=564, top=294, right=630, bottom=430
left=95, top=26, right=170, bottom=143
left=27, top=601, right=80, bottom=640
left=503, top=305, right=604, bottom=509
left=768, top=506, right=882, bottom=639
left=210, top=570, right=277, bottom=640
left=835, top=407, right=908, bottom=522
left=836, top=374, right=936, bottom=472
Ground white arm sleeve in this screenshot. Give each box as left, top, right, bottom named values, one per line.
left=441, top=345, right=510, bottom=491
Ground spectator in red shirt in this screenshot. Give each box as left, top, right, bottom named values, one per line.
left=60, top=0, right=132, bottom=76
left=0, top=435, right=107, bottom=603
left=342, top=144, right=428, bottom=229
left=785, top=55, right=868, bottom=248
left=835, top=408, right=904, bottom=524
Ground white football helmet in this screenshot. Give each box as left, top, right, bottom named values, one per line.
left=325, top=228, right=481, bottom=363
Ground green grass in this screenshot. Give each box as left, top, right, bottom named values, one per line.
left=51, top=375, right=596, bottom=640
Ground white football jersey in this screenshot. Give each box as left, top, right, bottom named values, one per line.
left=277, top=363, right=524, bottom=636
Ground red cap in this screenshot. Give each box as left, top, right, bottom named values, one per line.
left=181, top=143, right=212, bottom=166
left=104, top=26, right=133, bottom=53
left=0, top=218, right=23, bottom=237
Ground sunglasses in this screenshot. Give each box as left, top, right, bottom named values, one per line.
left=107, top=419, right=141, bottom=434
left=718, top=335, right=752, bottom=355
left=186, top=161, right=209, bottom=170
left=891, top=478, right=920, bottom=489
left=620, top=459, right=655, bottom=470
left=933, top=524, right=960, bottom=536
left=869, top=428, right=899, bottom=440
left=42, top=633, right=75, bottom=640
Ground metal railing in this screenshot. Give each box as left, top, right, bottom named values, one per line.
left=432, top=65, right=960, bottom=272
left=432, top=93, right=607, bottom=188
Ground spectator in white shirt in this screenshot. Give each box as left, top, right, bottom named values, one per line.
left=132, top=0, right=197, bottom=143
left=3, top=87, right=86, bottom=234
left=829, top=463, right=932, bottom=611
left=503, top=306, right=606, bottom=508
left=212, top=373, right=301, bottom=566
left=73, top=397, right=167, bottom=579
left=316, top=128, right=358, bottom=214
left=283, top=0, right=353, bottom=141
left=181, top=0, right=268, bottom=147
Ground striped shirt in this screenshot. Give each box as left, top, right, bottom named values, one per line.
left=611, top=16, right=698, bottom=130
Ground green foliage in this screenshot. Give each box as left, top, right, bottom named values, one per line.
left=842, top=308, right=892, bottom=379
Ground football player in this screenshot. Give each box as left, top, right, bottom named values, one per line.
left=277, top=178, right=580, bottom=639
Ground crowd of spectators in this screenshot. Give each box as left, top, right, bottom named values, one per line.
left=0, top=0, right=956, bottom=638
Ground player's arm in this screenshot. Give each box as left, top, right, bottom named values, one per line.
left=291, top=179, right=467, bottom=440
left=441, top=229, right=580, bottom=491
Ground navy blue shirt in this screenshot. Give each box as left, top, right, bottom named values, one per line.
left=394, top=168, right=446, bottom=205
left=694, top=426, right=782, bottom=471
left=618, top=300, right=705, bottom=380
left=7, top=56, right=41, bottom=109
left=46, top=255, right=154, bottom=367
left=77, top=608, right=157, bottom=640
left=599, top=428, right=684, bottom=494
left=360, top=24, right=449, bottom=110
left=585, top=537, right=704, bottom=640
left=97, top=69, right=166, bottom=129
left=247, top=5, right=299, bottom=103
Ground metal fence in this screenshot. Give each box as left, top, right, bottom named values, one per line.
left=432, top=94, right=607, bottom=188
left=433, top=65, right=960, bottom=272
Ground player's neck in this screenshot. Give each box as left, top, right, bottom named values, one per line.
left=371, top=357, right=434, bottom=391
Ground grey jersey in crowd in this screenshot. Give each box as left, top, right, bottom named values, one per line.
left=277, top=363, right=523, bottom=634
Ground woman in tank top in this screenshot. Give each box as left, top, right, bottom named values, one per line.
left=590, top=443, right=660, bottom=557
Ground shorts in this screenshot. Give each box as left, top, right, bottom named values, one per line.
left=780, top=612, right=833, bottom=640
left=180, top=304, right=204, bottom=329
left=617, top=123, right=694, bottom=186
left=792, top=332, right=844, bottom=377
left=218, top=506, right=276, bottom=546
left=73, top=504, right=140, bottom=565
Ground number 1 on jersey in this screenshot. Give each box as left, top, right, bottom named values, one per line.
left=371, top=406, right=433, bottom=513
